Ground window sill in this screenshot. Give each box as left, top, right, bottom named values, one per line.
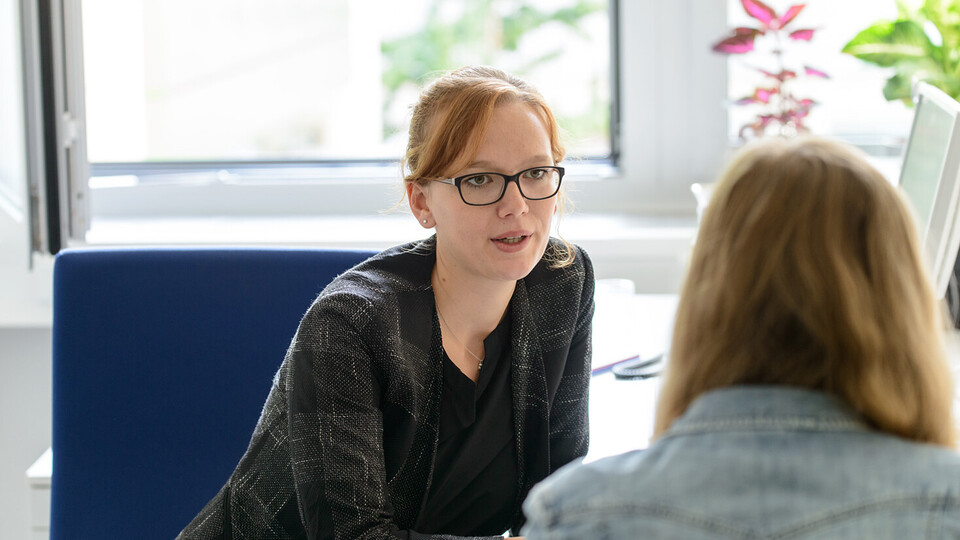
left=84, top=211, right=697, bottom=290
left=0, top=212, right=696, bottom=329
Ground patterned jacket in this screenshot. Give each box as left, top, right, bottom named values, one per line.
left=178, top=237, right=595, bottom=539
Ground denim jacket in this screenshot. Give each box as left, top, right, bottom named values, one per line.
left=523, top=386, right=960, bottom=539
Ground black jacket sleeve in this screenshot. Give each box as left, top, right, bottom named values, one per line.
left=546, top=247, right=595, bottom=473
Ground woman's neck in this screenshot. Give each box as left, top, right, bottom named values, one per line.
left=431, top=264, right=515, bottom=339
left=431, top=261, right=516, bottom=382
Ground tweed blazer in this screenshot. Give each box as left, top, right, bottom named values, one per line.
left=178, top=237, right=595, bottom=539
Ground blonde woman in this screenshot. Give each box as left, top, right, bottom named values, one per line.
left=179, top=66, right=593, bottom=539
left=523, top=137, right=960, bottom=539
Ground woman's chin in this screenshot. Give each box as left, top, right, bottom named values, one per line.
left=488, top=249, right=546, bottom=282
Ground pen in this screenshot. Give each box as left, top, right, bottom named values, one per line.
left=592, top=354, right=640, bottom=376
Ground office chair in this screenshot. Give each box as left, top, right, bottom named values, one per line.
left=50, top=246, right=376, bottom=539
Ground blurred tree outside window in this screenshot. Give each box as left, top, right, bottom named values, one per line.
left=80, top=0, right=611, bottom=171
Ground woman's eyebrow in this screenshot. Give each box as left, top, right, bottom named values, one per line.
left=464, top=155, right=554, bottom=171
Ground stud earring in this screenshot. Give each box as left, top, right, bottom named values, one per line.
left=422, top=219, right=428, bottom=224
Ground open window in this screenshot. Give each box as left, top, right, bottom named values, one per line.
left=21, top=0, right=750, bottom=256
left=25, top=0, right=622, bottom=254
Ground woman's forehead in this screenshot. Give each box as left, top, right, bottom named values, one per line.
left=462, top=105, right=551, bottom=165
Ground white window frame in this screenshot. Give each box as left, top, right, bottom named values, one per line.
left=25, top=0, right=730, bottom=251
left=20, top=0, right=88, bottom=254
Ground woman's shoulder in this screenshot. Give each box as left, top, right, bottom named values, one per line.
left=292, top=239, right=433, bottom=326
left=322, top=238, right=434, bottom=296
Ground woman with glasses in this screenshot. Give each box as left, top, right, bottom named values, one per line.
left=521, top=137, right=960, bottom=539
left=179, top=66, right=594, bottom=540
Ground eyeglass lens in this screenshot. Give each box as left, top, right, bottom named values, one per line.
left=459, top=167, right=561, bottom=205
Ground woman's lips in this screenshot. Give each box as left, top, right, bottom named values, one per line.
left=492, top=233, right=532, bottom=252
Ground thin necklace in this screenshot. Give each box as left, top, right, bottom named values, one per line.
left=435, top=305, right=485, bottom=372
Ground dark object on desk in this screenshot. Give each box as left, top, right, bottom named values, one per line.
left=613, top=353, right=664, bottom=380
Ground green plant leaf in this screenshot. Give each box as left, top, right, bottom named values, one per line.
left=882, top=71, right=915, bottom=102
left=920, top=0, right=945, bottom=30
left=944, top=76, right=960, bottom=97
left=895, top=0, right=913, bottom=20
left=931, top=1, right=960, bottom=72
left=841, top=20, right=934, bottom=67
left=920, top=72, right=960, bottom=99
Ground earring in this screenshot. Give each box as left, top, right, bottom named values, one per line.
left=422, top=219, right=428, bottom=224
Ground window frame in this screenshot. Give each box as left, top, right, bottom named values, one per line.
left=29, top=0, right=731, bottom=251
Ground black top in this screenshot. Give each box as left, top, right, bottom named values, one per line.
left=414, top=312, right=517, bottom=536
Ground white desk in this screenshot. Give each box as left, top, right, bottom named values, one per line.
left=26, top=289, right=676, bottom=537
left=26, top=447, right=51, bottom=540
left=586, top=286, right=677, bottom=461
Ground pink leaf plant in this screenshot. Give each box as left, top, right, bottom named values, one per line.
left=712, top=0, right=828, bottom=140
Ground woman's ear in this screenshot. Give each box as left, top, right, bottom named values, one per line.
left=407, top=182, right=434, bottom=228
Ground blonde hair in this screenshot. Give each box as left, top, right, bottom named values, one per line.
left=655, top=136, right=956, bottom=447
left=403, top=65, right=574, bottom=267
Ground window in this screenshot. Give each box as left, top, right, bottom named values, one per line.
left=78, top=0, right=617, bottom=237
left=82, top=0, right=613, bottom=164
left=21, top=1, right=924, bottom=254
left=24, top=0, right=739, bottom=253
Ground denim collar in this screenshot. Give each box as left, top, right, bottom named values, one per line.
left=663, top=385, right=872, bottom=439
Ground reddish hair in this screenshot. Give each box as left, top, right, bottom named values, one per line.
left=403, top=65, right=565, bottom=185
left=403, top=66, right=574, bottom=267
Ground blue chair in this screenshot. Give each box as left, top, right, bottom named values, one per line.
left=50, top=246, right=377, bottom=539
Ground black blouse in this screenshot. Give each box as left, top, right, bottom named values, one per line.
left=413, top=312, right=518, bottom=536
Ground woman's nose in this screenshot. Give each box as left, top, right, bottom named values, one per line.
left=497, top=180, right=529, bottom=217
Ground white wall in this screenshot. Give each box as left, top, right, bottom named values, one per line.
left=0, top=328, right=52, bottom=540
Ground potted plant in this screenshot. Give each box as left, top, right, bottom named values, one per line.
left=694, top=0, right=828, bottom=225
left=712, top=0, right=829, bottom=140
left=842, top=0, right=960, bottom=105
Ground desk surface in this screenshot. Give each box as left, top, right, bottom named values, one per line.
left=586, top=286, right=677, bottom=461
left=585, top=289, right=960, bottom=462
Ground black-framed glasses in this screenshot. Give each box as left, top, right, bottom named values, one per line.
left=432, top=166, right=564, bottom=206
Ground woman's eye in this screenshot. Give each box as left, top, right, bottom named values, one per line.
left=464, top=175, right=493, bottom=187
left=524, top=168, right=547, bottom=180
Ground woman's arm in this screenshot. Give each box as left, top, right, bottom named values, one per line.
left=286, top=299, right=402, bottom=538
left=546, top=248, right=595, bottom=472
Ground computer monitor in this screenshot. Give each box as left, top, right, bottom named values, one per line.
left=898, top=82, right=960, bottom=298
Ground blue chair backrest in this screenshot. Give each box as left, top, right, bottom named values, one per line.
left=50, top=247, right=376, bottom=539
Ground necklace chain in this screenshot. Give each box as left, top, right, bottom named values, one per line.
left=435, top=305, right=484, bottom=372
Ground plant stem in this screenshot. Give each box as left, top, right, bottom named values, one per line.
left=774, top=29, right=786, bottom=136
